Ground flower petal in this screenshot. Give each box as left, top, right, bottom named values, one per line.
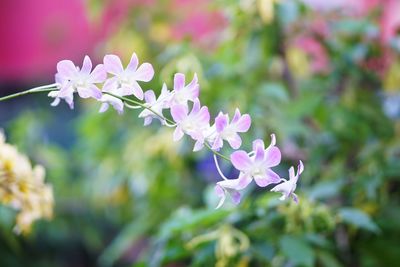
left=99, top=103, right=109, bottom=113
left=252, top=139, right=265, bottom=152
left=57, top=60, right=77, bottom=79
left=174, top=73, right=185, bottom=91
left=215, top=185, right=226, bottom=209
left=197, top=107, right=210, bottom=125
left=254, top=169, right=280, bottom=187
left=104, top=55, right=124, bottom=75
left=215, top=112, right=228, bottom=133
left=226, top=133, right=242, bottom=149
left=230, top=190, right=241, bottom=205
left=235, top=114, right=251, bottom=132
left=77, top=85, right=102, bottom=99
left=173, top=126, right=184, bottom=141
left=81, top=56, right=92, bottom=75
left=131, top=81, right=144, bottom=100
left=127, top=53, right=139, bottom=72
left=144, top=90, right=156, bottom=104
left=90, top=64, right=107, bottom=83
left=230, top=151, right=252, bottom=171
left=264, top=146, right=281, bottom=167
left=171, top=104, right=188, bottom=123
left=254, top=141, right=265, bottom=162
left=135, top=63, right=154, bottom=82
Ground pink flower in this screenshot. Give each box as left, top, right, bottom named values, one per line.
left=211, top=109, right=251, bottom=150
left=138, top=83, right=172, bottom=125
left=169, top=73, right=199, bottom=106
left=171, top=98, right=210, bottom=151
left=98, top=82, right=125, bottom=115
left=230, top=135, right=281, bottom=187
left=52, top=55, right=106, bottom=108
left=215, top=175, right=249, bottom=209
left=271, top=161, right=304, bottom=203
left=103, top=53, right=154, bottom=100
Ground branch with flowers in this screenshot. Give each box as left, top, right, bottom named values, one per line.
left=0, top=52, right=303, bottom=210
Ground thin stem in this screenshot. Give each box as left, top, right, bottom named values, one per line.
left=0, top=84, right=59, bottom=102
left=205, top=143, right=230, bottom=161
left=104, top=92, right=171, bottom=124
left=213, top=154, right=229, bottom=181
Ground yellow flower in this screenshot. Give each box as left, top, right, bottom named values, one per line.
left=0, top=131, right=53, bottom=234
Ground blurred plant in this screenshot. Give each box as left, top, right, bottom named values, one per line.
left=0, top=132, right=53, bottom=234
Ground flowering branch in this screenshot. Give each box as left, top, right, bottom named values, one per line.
left=0, top=53, right=304, bottom=208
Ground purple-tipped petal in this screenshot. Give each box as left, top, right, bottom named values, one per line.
left=215, top=185, right=226, bottom=209
left=81, top=56, right=92, bottom=75
left=226, top=133, right=242, bottom=149
left=215, top=112, right=228, bottom=133
left=197, top=107, right=210, bottom=125
left=57, top=60, right=77, bottom=79
left=232, top=108, right=241, bottom=123
left=127, top=53, right=139, bottom=72
left=144, top=117, right=153, bottom=126
left=102, top=78, right=117, bottom=93
left=77, top=85, right=102, bottom=100
left=173, top=126, right=184, bottom=141
left=110, top=99, right=124, bottom=114
left=174, top=73, right=185, bottom=91
left=215, top=184, right=225, bottom=197
left=90, top=64, right=107, bottom=83
left=264, top=146, right=281, bottom=167
left=254, top=169, right=280, bottom=187
left=193, top=140, right=204, bottom=152
left=131, top=81, right=144, bottom=100
left=104, top=55, right=124, bottom=75
left=289, top=166, right=295, bottom=180
left=237, top=174, right=252, bottom=190
left=171, top=104, right=188, bottom=123
left=235, top=114, right=251, bottom=132
left=252, top=139, right=265, bottom=152
left=231, top=151, right=252, bottom=171
left=99, top=103, right=109, bottom=113
left=135, top=63, right=154, bottom=82
left=231, top=191, right=241, bottom=205
left=254, top=141, right=266, bottom=162
left=191, top=98, right=201, bottom=113
left=144, top=90, right=156, bottom=104
left=292, top=193, right=299, bottom=204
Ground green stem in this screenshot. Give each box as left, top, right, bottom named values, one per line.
left=0, top=84, right=59, bottom=102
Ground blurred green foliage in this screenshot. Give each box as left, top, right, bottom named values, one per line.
left=1, top=0, right=400, bottom=266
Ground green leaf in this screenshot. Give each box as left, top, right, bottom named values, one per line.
left=279, top=235, right=315, bottom=267
left=338, top=208, right=380, bottom=233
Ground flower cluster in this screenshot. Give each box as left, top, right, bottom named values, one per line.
left=0, top=132, right=53, bottom=234
left=49, top=53, right=303, bottom=208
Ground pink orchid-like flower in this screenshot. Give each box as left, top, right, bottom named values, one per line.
left=169, top=73, right=199, bottom=106
left=103, top=53, right=154, bottom=100
left=98, top=81, right=125, bottom=115
left=271, top=160, right=304, bottom=203
left=138, top=83, right=173, bottom=125
left=230, top=135, right=281, bottom=187
left=214, top=173, right=253, bottom=209
left=51, top=56, right=106, bottom=108
left=211, top=109, right=251, bottom=150
left=171, top=98, right=210, bottom=151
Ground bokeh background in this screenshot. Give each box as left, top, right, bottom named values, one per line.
left=1, top=0, right=400, bottom=266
